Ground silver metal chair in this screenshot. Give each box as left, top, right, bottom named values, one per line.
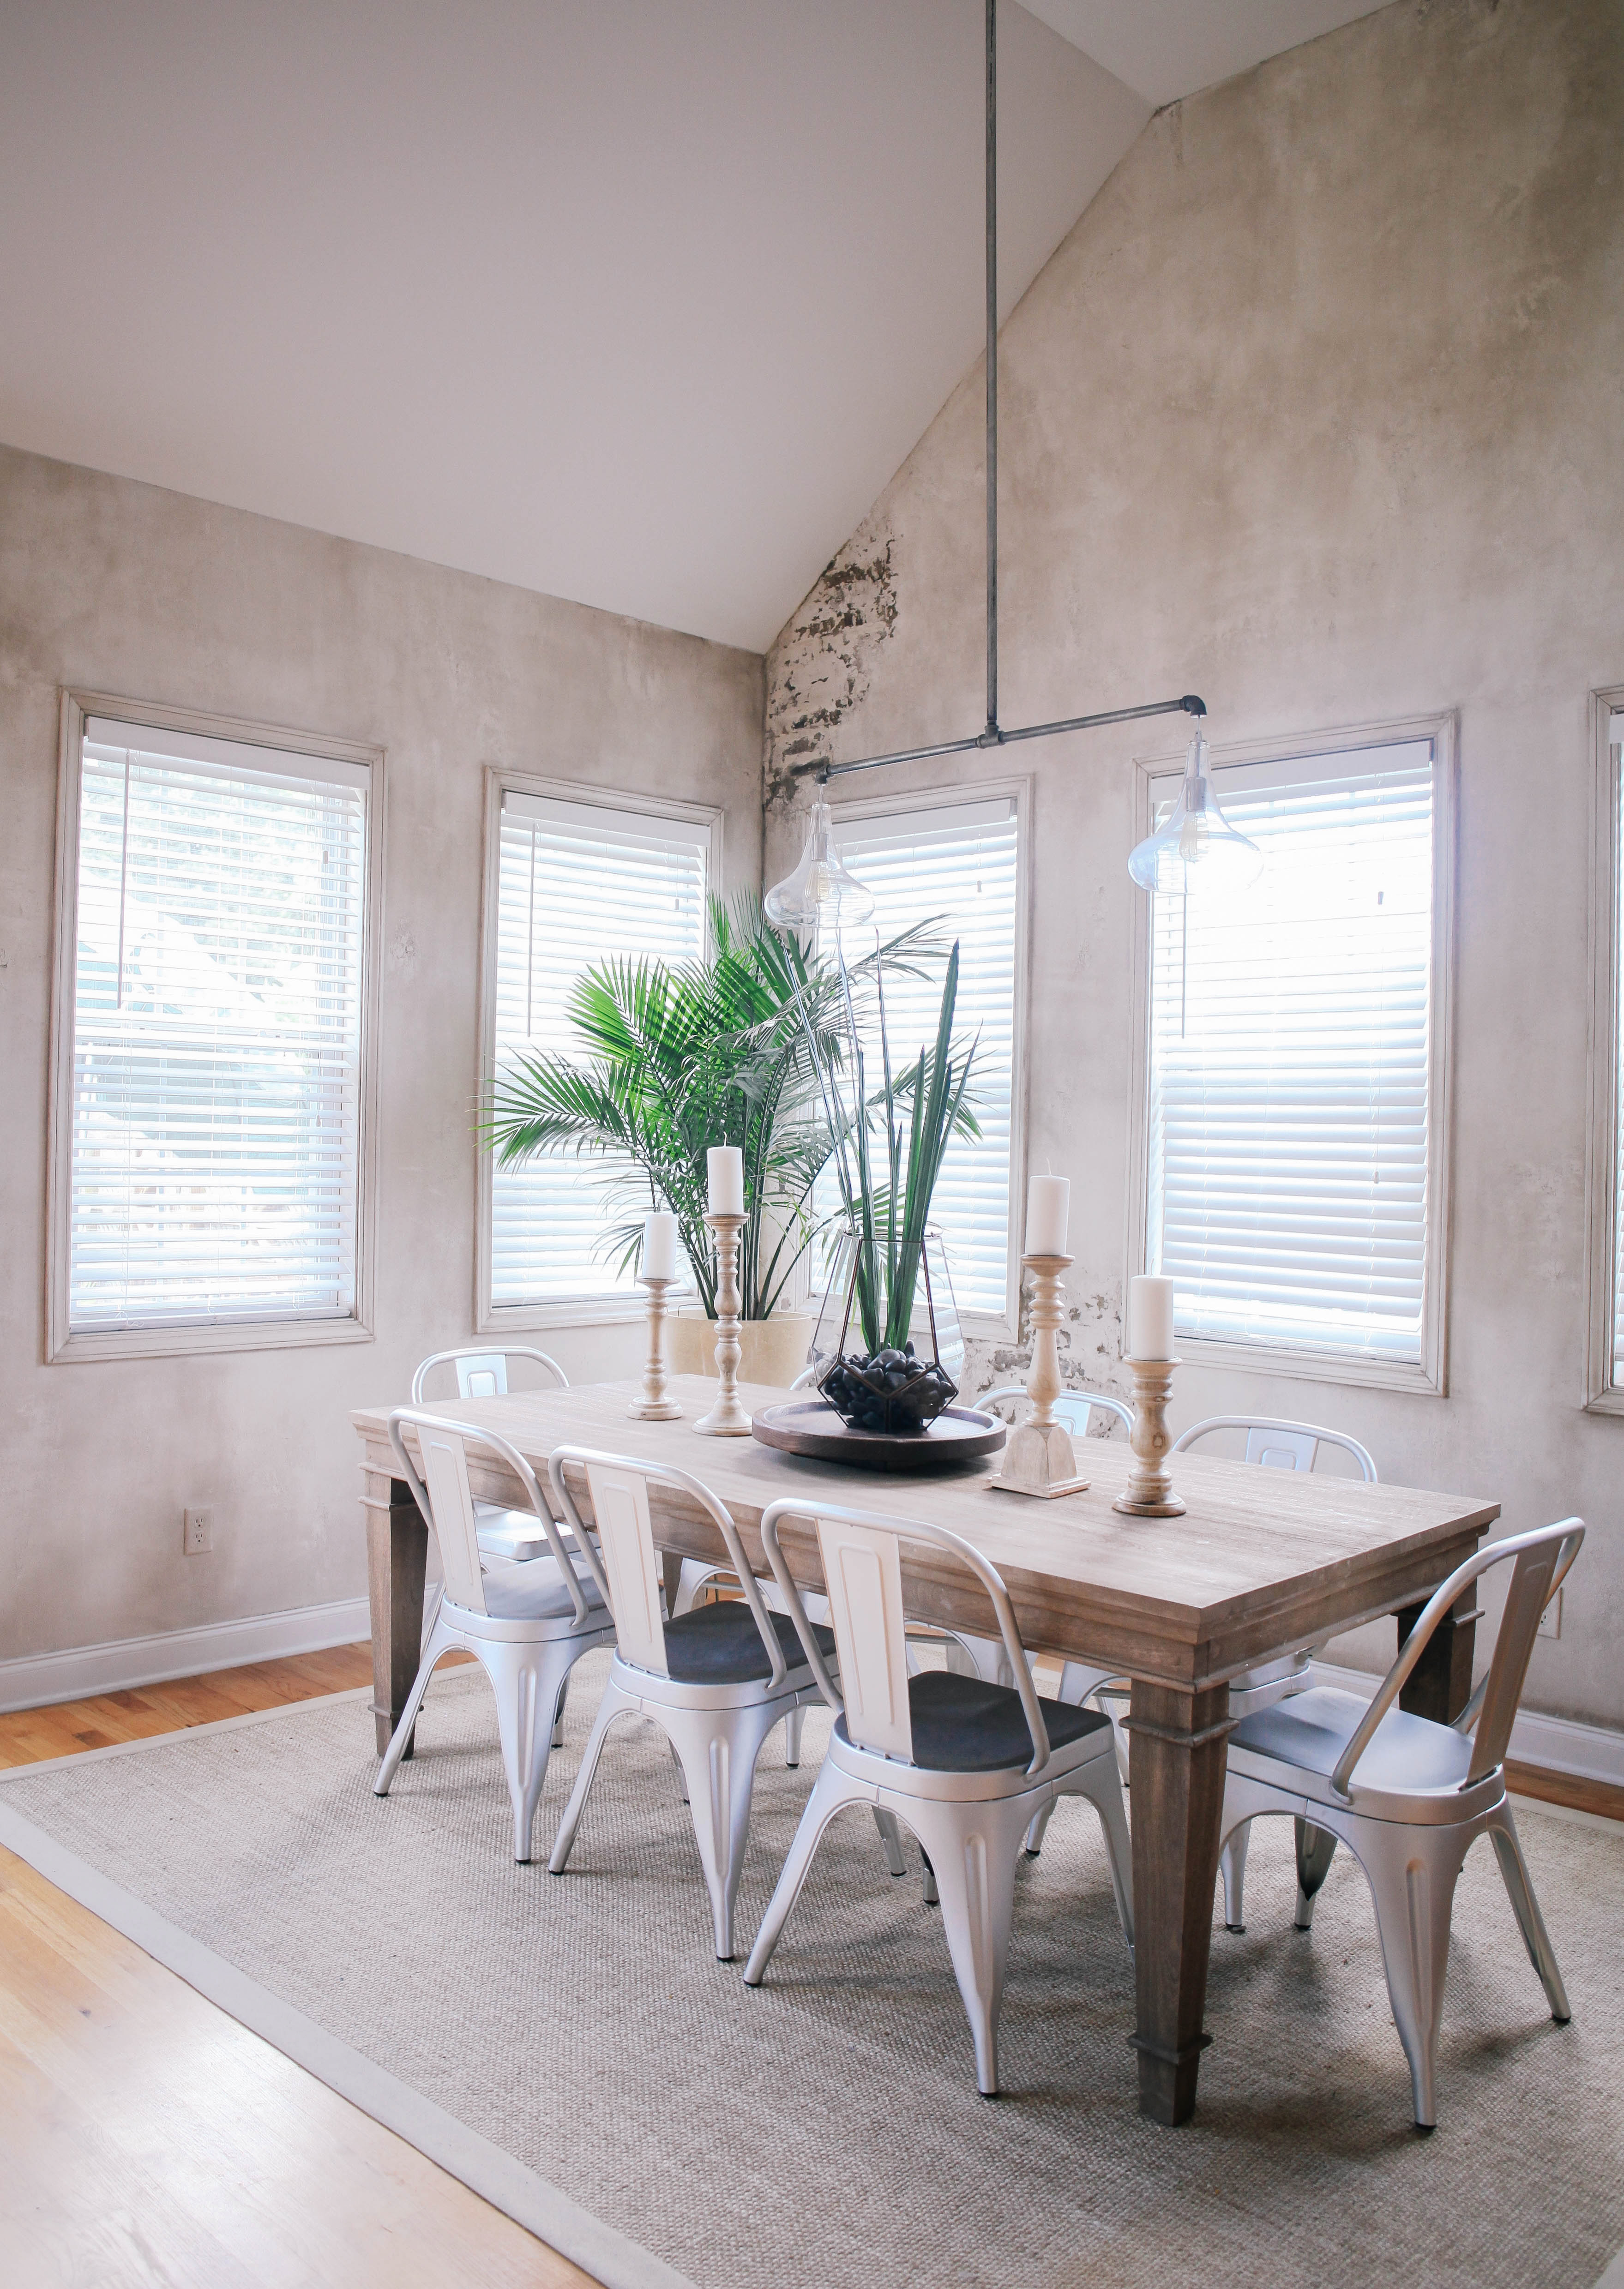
left=374, top=1411, right=615, bottom=1861
left=545, top=1446, right=833, bottom=1961
left=742, top=1496, right=1134, bottom=2097
left=1218, top=1518, right=1584, bottom=2129
left=412, top=1346, right=570, bottom=1563
left=1170, top=1412, right=1380, bottom=1920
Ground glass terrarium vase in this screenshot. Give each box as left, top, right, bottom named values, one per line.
left=810, top=1224, right=963, bottom=1433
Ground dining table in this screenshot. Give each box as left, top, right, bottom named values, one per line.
left=349, top=1373, right=1498, bottom=2126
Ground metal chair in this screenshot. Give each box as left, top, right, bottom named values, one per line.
left=412, top=1347, right=570, bottom=1563
left=742, top=1496, right=1134, bottom=2097
left=545, top=1447, right=834, bottom=1961
left=1170, top=1412, right=1380, bottom=1921
left=1217, top=1519, right=1584, bottom=2129
left=374, top=1411, right=615, bottom=1861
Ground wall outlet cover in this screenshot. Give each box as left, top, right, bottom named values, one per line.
left=1537, top=1586, right=1562, bottom=1641
left=183, top=1506, right=213, bottom=1556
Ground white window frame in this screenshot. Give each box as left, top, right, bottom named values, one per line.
left=826, top=774, right=1031, bottom=1341
left=47, top=689, right=385, bottom=1364
left=1583, top=685, right=1624, bottom=1413
left=1126, top=711, right=1457, bottom=1396
left=475, top=767, right=723, bottom=1334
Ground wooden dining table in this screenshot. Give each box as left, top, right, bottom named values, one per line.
left=350, top=1374, right=1497, bottom=2126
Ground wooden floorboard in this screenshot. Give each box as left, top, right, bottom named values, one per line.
left=0, top=1644, right=593, bottom=2289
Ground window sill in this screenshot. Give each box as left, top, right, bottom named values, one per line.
left=1167, top=1331, right=1445, bottom=1398
left=50, top=1316, right=375, bottom=1365
left=1583, top=1388, right=1624, bottom=1417
left=479, top=1295, right=651, bottom=1335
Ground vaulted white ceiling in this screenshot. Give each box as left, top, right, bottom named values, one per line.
left=0, top=2, right=1382, bottom=651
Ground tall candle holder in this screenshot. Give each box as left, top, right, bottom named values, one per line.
left=628, top=1273, right=683, bottom=1421
left=989, top=1253, right=1090, bottom=1500
left=1112, top=1358, right=1186, bottom=1516
left=694, top=1211, right=752, bottom=1436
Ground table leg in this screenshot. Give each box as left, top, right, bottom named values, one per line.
left=1127, top=1680, right=1231, bottom=2125
left=660, top=1548, right=685, bottom=1617
left=365, top=1472, right=429, bottom=1759
left=1396, top=1591, right=1477, bottom=1724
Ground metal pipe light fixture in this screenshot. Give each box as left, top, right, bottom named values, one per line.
left=768, top=0, right=1227, bottom=923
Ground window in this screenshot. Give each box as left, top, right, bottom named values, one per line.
left=1135, top=724, right=1454, bottom=1392
left=49, top=696, right=380, bottom=1361
left=1585, top=692, right=1624, bottom=1411
left=830, top=790, right=1026, bottom=1326
left=479, top=779, right=718, bottom=1323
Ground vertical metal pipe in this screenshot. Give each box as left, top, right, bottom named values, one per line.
left=985, top=0, right=998, bottom=739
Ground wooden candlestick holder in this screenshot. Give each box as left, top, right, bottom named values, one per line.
left=989, top=1253, right=1090, bottom=1500
left=694, top=1212, right=752, bottom=1436
left=628, top=1274, right=683, bottom=1421
left=1112, top=1358, right=1186, bottom=1516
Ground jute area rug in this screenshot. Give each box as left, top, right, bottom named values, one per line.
left=1, top=1653, right=1620, bottom=2289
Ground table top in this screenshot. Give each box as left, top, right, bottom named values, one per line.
left=353, top=1377, right=1498, bottom=1692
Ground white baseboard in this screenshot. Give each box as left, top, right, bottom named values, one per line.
left=0, top=1597, right=372, bottom=1715
left=1311, top=1659, right=1624, bottom=1790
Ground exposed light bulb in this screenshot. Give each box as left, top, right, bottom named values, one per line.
left=764, top=799, right=876, bottom=930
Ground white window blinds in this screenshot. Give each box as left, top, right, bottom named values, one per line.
left=1146, top=741, right=1435, bottom=1365
left=69, top=719, right=369, bottom=1331
left=490, top=792, right=710, bottom=1305
left=1612, top=715, right=1624, bottom=1387
left=831, top=798, right=1020, bottom=1317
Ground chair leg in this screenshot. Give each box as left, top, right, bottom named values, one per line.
left=903, top=1797, right=1030, bottom=2096
left=1487, top=1803, right=1571, bottom=2022
left=783, top=1704, right=806, bottom=1769
left=744, top=1758, right=867, bottom=1986
left=1221, top=1820, right=1251, bottom=1931
left=551, top=1668, right=570, bottom=1752
left=663, top=1697, right=785, bottom=1961
left=1355, top=1822, right=1471, bottom=2130
left=1023, top=1797, right=1057, bottom=1858
left=482, top=1637, right=584, bottom=1863
left=548, top=1675, right=638, bottom=1874
left=374, top=1613, right=456, bottom=1796
left=873, top=1805, right=908, bottom=1876
left=1293, top=1817, right=1339, bottom=1929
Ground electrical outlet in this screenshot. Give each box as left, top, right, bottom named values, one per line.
left=1537, top=1587, right=1563, bottom=1641
left=183, top=1506, right=213, bottom=1556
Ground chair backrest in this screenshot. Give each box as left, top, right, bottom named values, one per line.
left=981, top=1383, right=1132, bottom=1438
left=548, top=1446, right=787, bottom=1688
left=1330, top=1519, right=1585, bottom=1796
left=385, top=1408, right=598, bottom=1623
left=758, top=1497, right=1053, bottom=1777
left=410, top=1346, right=569, bottom=1406
left=1171, top=1413, right=1377, bottom=1482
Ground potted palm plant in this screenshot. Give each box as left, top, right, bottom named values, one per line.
left=482, top=897, right=939, bottom=1386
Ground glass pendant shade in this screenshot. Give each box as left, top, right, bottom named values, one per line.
left=1128, top=731, right=1263, bottom=895
left=764, top=799, right=875, bottom=930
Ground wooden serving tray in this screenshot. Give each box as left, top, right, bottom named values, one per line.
left=749, top=1399, right=1006, bottom=1475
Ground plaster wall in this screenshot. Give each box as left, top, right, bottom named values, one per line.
left=764, top=0, right=1624, bottom=1728
left=0, top=444, right=763, bottom=1664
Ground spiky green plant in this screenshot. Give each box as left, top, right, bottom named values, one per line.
left=481, top=896, right=945, bottom=1318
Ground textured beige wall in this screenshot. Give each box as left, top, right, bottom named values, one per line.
left=0, top=444, right=764, bottom=1663
left=764, top=0, right=1624, bottom=1729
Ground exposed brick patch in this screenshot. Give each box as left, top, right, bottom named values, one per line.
left=763, top=527, right=899, bottom=812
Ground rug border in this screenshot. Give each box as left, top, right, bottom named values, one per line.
left=0, top=1690, right=698, bottom=2289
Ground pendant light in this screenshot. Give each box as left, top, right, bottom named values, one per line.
left=767, top=0, right=1218, bottom=933
left=1127, top=727, right=1263, bottom=895
left=763, top=796, right=875, bottom=930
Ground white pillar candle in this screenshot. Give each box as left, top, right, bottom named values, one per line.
left=1128, top=1274, right=1176, bottom=1361
left=642, top=1211, right=679, bottom=1281
left=1024, top=1173, right=1070, bottom=1258
left=706, top=1145, right=745, bottom=1217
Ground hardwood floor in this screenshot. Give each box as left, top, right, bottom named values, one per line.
left=0, top=1644, right=1616, bottom=2289
left=0, top=1644, right=594, bottom=2289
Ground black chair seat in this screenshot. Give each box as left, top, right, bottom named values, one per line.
left=661, top=1601, right=835, bottom=1686
left=899, top=1668, right=1109, bottom=1772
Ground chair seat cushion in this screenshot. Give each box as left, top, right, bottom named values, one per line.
left=902, top=1669, right=1109, bottom=1772
left=661, top=1601, right=835, bottom=1685
left=479, top=1554, right=607, bottom=1622
left=1230, top=1685, right=1475, bottom=1796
